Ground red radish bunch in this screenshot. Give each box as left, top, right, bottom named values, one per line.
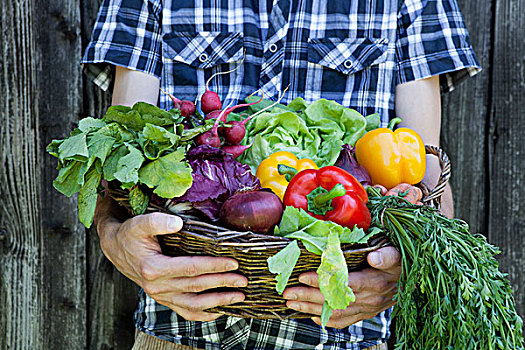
left=195, top=102, right=233, bottom=148
left=196, top=85, right=290, bottom=160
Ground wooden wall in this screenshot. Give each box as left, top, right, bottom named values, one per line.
left=0, top=0, right=523, bottom=348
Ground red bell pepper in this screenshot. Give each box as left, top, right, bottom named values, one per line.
left=282, top=166, right=371, bottom=230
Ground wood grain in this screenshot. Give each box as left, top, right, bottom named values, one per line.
left=440, top=0, right=493, bottom=234
left=0, top=2, right=42, bottom=348
left=34, top=0, right=88, bottom=348
left=488, top=0, right=525, bottom=329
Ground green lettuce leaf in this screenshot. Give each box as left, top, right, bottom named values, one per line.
left=317, top=230, right=356, bottom=327
left=267, top=240, right=301, bottom=294
left=138, top=149, right=193, bottom=198
left=241, top=98, right=371, bottom=170
left=77, top=164, right=102, bottom=228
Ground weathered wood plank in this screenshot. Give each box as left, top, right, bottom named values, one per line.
left=0, top=2, right=42, bottom=348
left=81, top=1, right=140, bottom=349
left=488, top=0, right=525, bottom=328
left=440, top=0, right=493, bottom=234
left=35, top=0, right=88, bottom=348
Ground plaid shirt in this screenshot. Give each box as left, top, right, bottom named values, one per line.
left=82, top=0, right=480, bottom=348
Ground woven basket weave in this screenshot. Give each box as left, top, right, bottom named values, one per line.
left=109, top=145, right=450, bottom=320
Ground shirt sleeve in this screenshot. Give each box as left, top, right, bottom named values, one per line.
left=81, top=0, right=162, bottom=92
left=395, top=0, right=481, bottom=92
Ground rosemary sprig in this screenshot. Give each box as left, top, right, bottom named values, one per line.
left=367, top=188, right=524, bottom=349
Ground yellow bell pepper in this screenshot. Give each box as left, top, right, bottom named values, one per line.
left=355, top=118, right=426, bottom=189
left=256, top=151, right=318, bottom=200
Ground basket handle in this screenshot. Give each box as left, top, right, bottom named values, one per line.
left=418, top=145, right=451, bottom=209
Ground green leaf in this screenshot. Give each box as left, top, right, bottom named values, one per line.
left=77, top=165, right=102, bottom=228
left=103, top=105, right=145, bottom=131
left=142, top=124, right=180, bottom=144
left=53, top=160, right=89, bottom=197
left=58, top=132, right=89, bottom=162
left=78, top=117, right=106, bottom=132
left=364, top=113, right=381, bottom=132
left=87, top=133, right=116, bottom=164
left=320, top=301, right=333, bottom=333
left=317, top=230, right=355, bottom=312
left=283, top=231, right=326, bottom=255
left=103, top=145, right=128, bottom=181
left=267, top=240, right=301, bottom=294
left=138, top=149, right=193, bottom=198
left=286, top=97, right=308, bottom=112
left=95, top=122, right=135, bottom=142
left=46, top=139, right=64, bottom=158
left=339, top=226, right=375, bottom=244
left=129, top=186, right=149, bottom=215
left=132, top=102, right=177, bottom=126
left=114, top=144, right=145, bottom=187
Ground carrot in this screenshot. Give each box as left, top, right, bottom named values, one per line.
left=385, top=183, right=423, bottom=205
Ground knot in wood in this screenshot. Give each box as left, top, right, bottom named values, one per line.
left=0, top=228, right=6, bottom=241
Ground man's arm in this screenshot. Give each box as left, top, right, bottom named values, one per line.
left=111, top=66, right=160, bottom=106
left=395, top=75, right=454, bottom=218
left=94, top=66, right=248, bottom=322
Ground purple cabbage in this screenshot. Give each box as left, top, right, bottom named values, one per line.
left=334, top=144, right=372, bottom=187
left=162, top=145, right=261, bottom=221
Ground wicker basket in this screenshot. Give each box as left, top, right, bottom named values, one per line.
left=109, top=145, right=450, bottom=320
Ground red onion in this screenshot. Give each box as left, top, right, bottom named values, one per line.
left=219, top=190, right=283, bottom=233
left=334, top=144, right=372, bottom=187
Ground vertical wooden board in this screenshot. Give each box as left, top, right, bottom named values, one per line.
left=489, top=0, right=525, bottom=327
left=81, top=1, right=141, bottom=348
left=440, top=0, right=493, bottom=234
left=35, top=0, right=88, bottom=348
left=0, top=1, right=42, bottom=348
left=87, top=230, right=139, bottom=350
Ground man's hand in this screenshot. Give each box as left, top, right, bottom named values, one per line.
left=95, top=195, right=248, bottom=322
left=283, top=246, right=401, bottom=328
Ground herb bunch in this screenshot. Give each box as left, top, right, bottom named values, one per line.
left=367, top=188, right=524, bottom=349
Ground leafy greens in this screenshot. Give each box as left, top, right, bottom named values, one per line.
left=47, top=102, right=206, bottom=228
left=240, top=97, right=380, bottom=171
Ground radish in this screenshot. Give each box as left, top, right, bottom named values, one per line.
left=221, top=144, right=252, bottom=159
left=205, top=109, right=222, bottom=121
left=160, top=88, right=196, bottom=117
left=195, top=102, right=234, bottom=148
left=201, top=87, right=222, bottom=114
left=200, top=51, right=246, bottom=114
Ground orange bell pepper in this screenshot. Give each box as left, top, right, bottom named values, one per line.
left=256, top=151, right=318, bottom=200
left=354, top=118, right=426, bottom=189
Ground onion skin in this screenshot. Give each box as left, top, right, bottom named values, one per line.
left=219, top=190, right=283, bottom=233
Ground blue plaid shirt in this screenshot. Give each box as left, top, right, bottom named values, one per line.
left=82, top=0, right=480, bottom=348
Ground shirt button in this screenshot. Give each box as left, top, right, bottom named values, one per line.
left=199, top=53, right=209, bottom=63
left=268, top=43, right=278, bottom=53
left=343, top=59, right=353, bottom=69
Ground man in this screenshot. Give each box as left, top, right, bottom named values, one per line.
left=83, top=0, right=480, bottom=348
